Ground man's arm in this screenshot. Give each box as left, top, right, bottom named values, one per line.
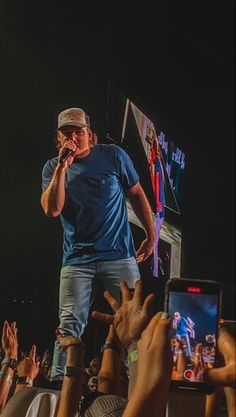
left=41, top=164, right=67, bottom=217
left=41, top=137, right=78, bottom=217
left=126, top=182, right=156, bottom=263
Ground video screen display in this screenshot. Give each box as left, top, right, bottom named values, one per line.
left=106, top=83, right=185, bottom=278
left=106, top=83, right=186, bottom=216
left=128, top=101, right=185, bottom=215
left=168, top=291, right=218, bottom=383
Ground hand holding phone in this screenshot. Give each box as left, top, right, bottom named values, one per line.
left=164, top=277, right=222, bottom=394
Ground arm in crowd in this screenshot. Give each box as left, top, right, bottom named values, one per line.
left=204, top=325, right=236, bottom=417
left=92, top=280, right=156, bottom=399
left=174, top=339, right=187, bottom=380
left=15, top=345, right=40, bottom=393
left=122, top=312, right=172, bottom=417
left=192, top=343, right=206, bottom=381
left=0, top=321, right=18, bottom=412
left=98, top=325, right=123, bottom=395
left=0, top=320, right=41, bottom=414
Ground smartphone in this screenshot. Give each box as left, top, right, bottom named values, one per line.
left=164, top=277, right=222, bottom=394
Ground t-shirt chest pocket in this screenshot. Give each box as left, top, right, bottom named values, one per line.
left=99, top=176, right=117, bottom=198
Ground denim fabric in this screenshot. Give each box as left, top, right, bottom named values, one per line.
left=51, top=257, right=140, bottom=381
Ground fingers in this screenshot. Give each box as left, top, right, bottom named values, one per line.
left=142, top=311, right=163, bottom=339
left=29, top=345, right=37, bottom=361
left=217, top=327, right=236, bottom=364
left=137, top=251, right=152, bottom=264
left=153, top=312, right=172, bottom=340
left=137, top=254, right=145, bottom=264
left=142, top=293, right=156, bottom=317
left=2, top=321, right=18, bottom=341
left=22, top=351, right=27, bottom=360
left=10, top=322, right=18, bottom=338
left=132, top=280, right=143, bottom=303
left=63, top=139, right=77, bottom=151
left=92, top=311, right=114, bottom=325
left=136, top=241, right=154, bottom=263
left=120, top=281, right=132, bottom=302
left=204, top=364, right=236, bottom=388
left=104, top=291, right=120, bottom=312
left=2, top=320, right=8, bottom=336
left=141, top=312, right=171, bottom=345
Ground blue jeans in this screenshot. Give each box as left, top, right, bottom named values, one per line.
left=51, top=257, right=140, bottom=380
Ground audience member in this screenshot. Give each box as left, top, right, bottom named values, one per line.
left=0, top=282, right=235, bottom=417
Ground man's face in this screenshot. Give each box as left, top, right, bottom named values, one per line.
left=174, top=312, right=181, bottom=320
left=57, top=125, right=91, bottom=153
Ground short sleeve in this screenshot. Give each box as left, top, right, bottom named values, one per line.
left=115, top=146, right=139, bottom=190
left=41, top=158, right=57, bottom=191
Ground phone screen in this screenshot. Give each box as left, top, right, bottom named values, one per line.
left=166, top=279, right=222, bottom=393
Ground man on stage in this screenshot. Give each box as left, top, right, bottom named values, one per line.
left=41, top=107, right=156, bottom=382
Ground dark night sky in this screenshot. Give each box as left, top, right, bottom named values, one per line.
left=0, top=1, right=235, bottom=352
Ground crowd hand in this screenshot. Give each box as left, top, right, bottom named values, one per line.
left=136, top=238, right=155, bottom=263
left=92, top=280, right=156, bottom=348
left=1, top=321, right=18, bottom=359
left=203, top=326, right=236, bottom=389
left=17, top=345, right=40, bottom=381
left=133, top=312, right=172, bottom=397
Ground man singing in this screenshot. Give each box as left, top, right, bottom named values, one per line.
left=41, top=107, right=156, bottom=383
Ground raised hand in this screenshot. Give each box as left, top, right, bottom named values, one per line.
left=92, top=280, right=155, bottom=348
left=1, top=321, right=18, bottom=359
left=17, top=345, right=40, bottom=381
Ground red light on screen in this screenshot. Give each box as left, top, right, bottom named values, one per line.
left=187, top=287, right=202, bottom=293
left=184, top=369, right=194, bottom=380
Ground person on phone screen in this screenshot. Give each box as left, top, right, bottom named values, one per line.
left=172, top=312, right=193, bottom=357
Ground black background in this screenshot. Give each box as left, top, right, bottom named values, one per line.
left=0, top=1, right=234, bottom=357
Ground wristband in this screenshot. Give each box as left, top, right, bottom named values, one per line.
left=64, top=366, right=82, bottom=377
left=16, top=376, right=33, bottom=386
left=101, top=342, right=120, bottom=356
left=1, top=357, right=18, bottom=371
left=127, top=350, right=138, bottom=366
left=0, top=370, right=13, bottom=384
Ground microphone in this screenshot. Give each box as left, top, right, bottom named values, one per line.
left=59, top=148, right=73, bottom=164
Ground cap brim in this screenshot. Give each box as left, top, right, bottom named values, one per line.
left=56, top=121, right=88, bottom=131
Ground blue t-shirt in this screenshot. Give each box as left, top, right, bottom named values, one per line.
left=175, top=317, right=188, bottom=336
left=42, top=144, right=139, bottom=266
